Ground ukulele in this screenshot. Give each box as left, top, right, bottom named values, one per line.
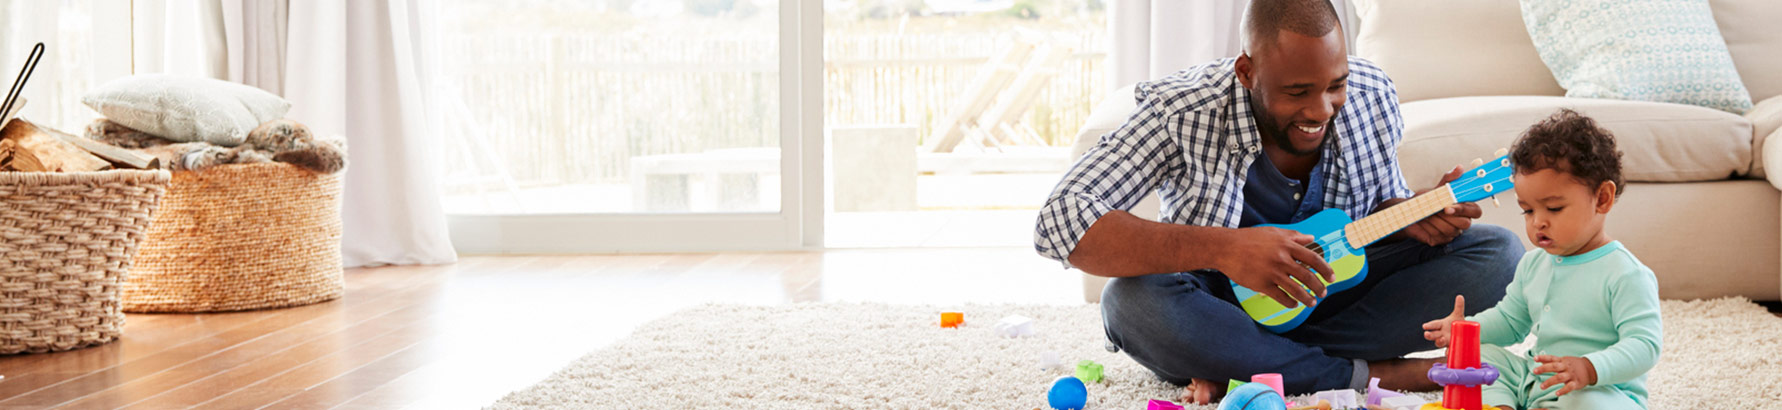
left=1237, top=151, right=1514, bottom=333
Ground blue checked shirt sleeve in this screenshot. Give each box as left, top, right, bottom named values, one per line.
left=1035, top=91, right=1185, bottom=268
left=1339, top=63, right=1415, bottom=211
left=1373, top=84, right=1414, bottom=202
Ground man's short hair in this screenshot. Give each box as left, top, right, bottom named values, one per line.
left=1243, top=0, right=1343, bottom=55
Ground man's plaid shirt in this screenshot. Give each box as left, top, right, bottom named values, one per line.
left=1035, top=57, right=1414, bottom=267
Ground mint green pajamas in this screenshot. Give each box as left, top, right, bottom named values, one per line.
left=1467, top=242, right=1662, bottom=410
left=1479, top=345, right=1641, bottom=409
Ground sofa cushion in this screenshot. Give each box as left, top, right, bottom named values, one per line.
left=1711, top=0, right=1782, bottom=104
left=1748, top=96, right=1782, bottom=178
left=1519, top=0, right=1753, bottom=114
left=1397, top=96, right=1753, bottom=190
left=1348, top=0, right=1563, bottom=103
left=1071, top=84, right=1137, bottom=150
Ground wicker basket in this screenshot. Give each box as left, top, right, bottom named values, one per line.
left=0, top=170, right=170, bottom=354
left=121, top=163, right=344, bottom=313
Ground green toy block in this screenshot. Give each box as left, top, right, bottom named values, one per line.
left=1075, top=360, right=1104, bottom=383
left=1228, top=379, right=1245, bottom=393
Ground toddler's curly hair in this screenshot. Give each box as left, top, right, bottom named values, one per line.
left=1510, top=108, right=1625, bottom=198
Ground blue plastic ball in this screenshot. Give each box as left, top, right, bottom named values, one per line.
left=1048, top=376, right=1088, bottom=410
left=1218, top=382, right=1286, bottom=410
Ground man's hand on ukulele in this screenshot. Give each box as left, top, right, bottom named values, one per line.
left=1405, top=165, right=1483, bottom=246
left=1535, top=355, right=1598, bottom=396
left=1218, top=227, right=1336, bottom=309
left=1421, top=295, right=1466, bottom=348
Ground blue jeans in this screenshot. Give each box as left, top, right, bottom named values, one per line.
left=1099, top=224, right=1522, bottom=394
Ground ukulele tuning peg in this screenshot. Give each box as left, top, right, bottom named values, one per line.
left=1495, top=148, right=1509, bottom=157
left=1492, top=197, right=1501, bottom=208
left=1470, top=158, right=1484, bottom=168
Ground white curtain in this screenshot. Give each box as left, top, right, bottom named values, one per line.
left=134, top=0, right=458, bottom=268
left=1107, top=0, right=1350, bottom=88
left=0, top=1, right=94, bottom=132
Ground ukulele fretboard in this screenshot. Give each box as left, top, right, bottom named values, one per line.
left=1344, top=185, right=1457, bottom=248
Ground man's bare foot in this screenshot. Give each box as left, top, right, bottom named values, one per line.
left=1180, top=378, right=1227, bottom=405
left=1368, top=357, right=1444, bottom=391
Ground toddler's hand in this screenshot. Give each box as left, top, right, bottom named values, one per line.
left=1420, top=295, right=1466, bottom=347
left=1535, top=355, right=1597, bottom=396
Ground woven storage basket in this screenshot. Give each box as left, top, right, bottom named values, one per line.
left=122, top=162, right=344, bottom=313
left=1, top=170, right=170, bottom=354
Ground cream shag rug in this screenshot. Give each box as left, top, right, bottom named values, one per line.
left=490, top=298, right=1782, bottom=409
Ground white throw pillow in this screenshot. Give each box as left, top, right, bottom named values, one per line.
left=82, top=74, right=290, bottom=146
left=1519, top=0, right=1754, bottom=114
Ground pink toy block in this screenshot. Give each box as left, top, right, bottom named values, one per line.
left=1147, top=399, right=1185, bottom=410
left=1251, top=373, right=1284, bottom=398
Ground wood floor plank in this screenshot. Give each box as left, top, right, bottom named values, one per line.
left=0, top=249, right=1082, bottom=410
left=107, top=259, right=531, bottom=409
left=0, top=262, right=484, bottom=407
left=2, top=279, right=437, bottom=407
left=0, top=261, right=433, bottom=379
left=63, top=269, right=470, bottom=409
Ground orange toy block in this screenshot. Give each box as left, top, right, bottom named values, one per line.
left=941, top=312, right=964, bottom=328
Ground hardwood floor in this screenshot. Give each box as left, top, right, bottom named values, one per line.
left=0, top=248, right=1081, bottom=409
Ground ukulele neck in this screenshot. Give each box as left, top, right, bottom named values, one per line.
left=1343, top=185, right=1457, bottom=248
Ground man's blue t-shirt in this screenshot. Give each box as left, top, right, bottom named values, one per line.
left=1238, top=148, right=1330, bottom=227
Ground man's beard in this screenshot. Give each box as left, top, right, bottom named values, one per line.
left=1256, top=111, right=1329, bottom=157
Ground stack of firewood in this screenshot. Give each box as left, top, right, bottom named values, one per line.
left=0, top=102, right=157, bottom=172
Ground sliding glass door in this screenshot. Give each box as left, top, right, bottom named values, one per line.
left=436, top=0, right=823, bottom=252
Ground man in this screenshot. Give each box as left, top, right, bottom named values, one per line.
left=1033, top=0, right=1522, bottom=403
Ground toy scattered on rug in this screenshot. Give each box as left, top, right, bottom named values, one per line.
left=1038, top=351, right=1064, bottom=373
left=86, top=118, right=345, bottom=174
left=1147, top=399, right=1185, bottom=410
left=1250, top=373, right=1285, bottom=398
left=994, top=315, right=1036, bottom=338
left=939, top=311, right=964, bottom=328
left=1366, top=377, right=1405, bottom=406
left=1047, top=376, right=1088, bottom=410
left=1074, top=360, right=1104, bottom=383
left=1311, top=388, right=1359, bottom=408
left=1418, top=320, right=1497, bottom=410
left=1217, top=382, right=1286, bottom=410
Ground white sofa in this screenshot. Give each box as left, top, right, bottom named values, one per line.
left=1069, top=0, right=1782, bottom=303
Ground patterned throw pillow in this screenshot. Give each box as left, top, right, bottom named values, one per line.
left=1519, top=0, right=1753, bottom=114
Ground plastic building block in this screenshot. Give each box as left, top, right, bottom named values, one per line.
left=1217, top=382, right=1285, bottom=410
left=1039, top=351, right=1064, bottom=372
left=1250, top=373, right=1284, bottom=398
left=1075, top=360, right=1104, bottom=383
left=993, top=315, right=1035, bottom=338
left=1311, top=389, right=1358, bottom=408
left=1227, top=379, right=1245, bottom=393
left=940, top=312, right=963, bottom=328
left=1367, top=377, right=1404, bottom=406
left=1421, top=320, right=1498, bottom=410
left=1429, top=363, right=1500, bottom=387
left=1048, top=376, right=1088, bottom=410
left=1147, top=399, right=1185, bottom=410
left=1379, top=396, right=1430, bottom=410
